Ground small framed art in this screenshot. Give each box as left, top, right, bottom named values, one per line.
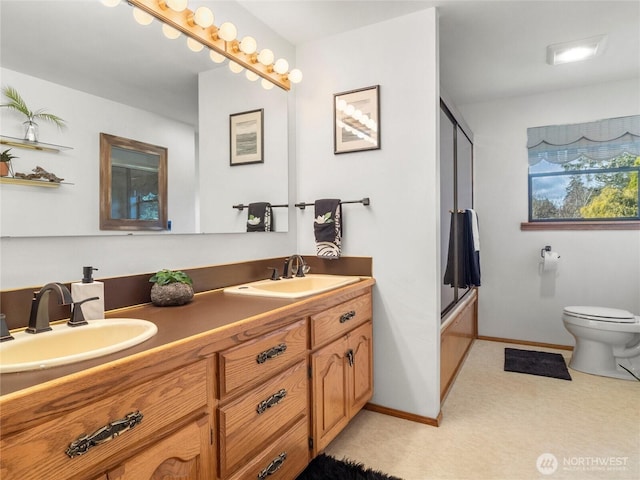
left=230, top=108, right=264, bottom=165
left=334, top=85, right=380, bottom=154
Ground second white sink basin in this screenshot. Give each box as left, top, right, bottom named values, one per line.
left=223, top=274, right=361, bottom=299
left=0, top=318, right=158, bottom=374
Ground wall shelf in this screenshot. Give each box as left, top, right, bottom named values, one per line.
left=0, top=135, right=73, bottom=153
left=0, top=177, right=70, bottom=188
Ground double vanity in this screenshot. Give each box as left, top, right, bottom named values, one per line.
left=0, top=262, right=374, bottom=480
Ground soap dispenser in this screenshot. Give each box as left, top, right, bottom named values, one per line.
left=71, top=266, right=104, bottom=321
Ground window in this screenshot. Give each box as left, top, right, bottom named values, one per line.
left=527, top=116, right=640, bottom=222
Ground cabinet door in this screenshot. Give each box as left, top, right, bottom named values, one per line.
left=347, top=321, right=373, bottom=415
left=107, top=416, right=212, bottom=480
left=311, top=336, right=349, bottom=453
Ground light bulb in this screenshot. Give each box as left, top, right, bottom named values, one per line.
left=187, top=37, right=204, bottom=52
left=257, top=49, right=274, bottom=66
left=218, top=22, right=237, bottom=42
left=133, top=7, right=153, bottom=25
left=273, top=58, right=289, bottom=75
left=336, top=99, right=347, bottom=112
left=288, top=68, right=303, bottom=84
left=239, top=36, right=257, bottom=55
left=193, top=6, right=214, bottom=28
left=166, top=0, right=187, bottom=12
left=229, top=61, right=244, bottom=73
left=209, top=50, right=225, bottom=63
left=162, top=24, right=181, bottom=39
left=261, top=79, right=275, bottom=90
left=245, top=71, right=259, bottom=81
left=101, top=0, right=121, bottom=7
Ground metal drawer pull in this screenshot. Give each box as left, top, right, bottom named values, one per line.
left=256, top=343, right=287, bottom=364
left=339, top=310, right=356, bottom=323
left=258, top=452, right=287, bottom=479
left=65, top=411, right=143, bottom=458
left=257, top=388, right=287, bottom=415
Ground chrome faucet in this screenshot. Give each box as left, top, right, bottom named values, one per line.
left=283, top=255, right=307, bottom=279
left=26, top=282, right=73, bottom=334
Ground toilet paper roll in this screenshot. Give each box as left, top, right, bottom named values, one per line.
left=542, top=251, right=560, bottom=272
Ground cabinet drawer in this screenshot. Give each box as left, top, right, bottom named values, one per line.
left=226, top=418, right=309, bottom=480
left=218, top=360, right=308, bottom=478
left=311, top=293, right=372, bottom=348
left=219, top=318, right=307, bottom=398
left=0, top=360, right=208, bottom=480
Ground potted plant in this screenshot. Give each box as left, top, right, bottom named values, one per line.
left=0, top=148, right=17, bottom=177
left=149, top=269, right=194, bottom=307
left=1, top=86, right=66, bottom=142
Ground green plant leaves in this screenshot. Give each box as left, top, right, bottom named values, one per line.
left=149, top=269, right=193, bottom=286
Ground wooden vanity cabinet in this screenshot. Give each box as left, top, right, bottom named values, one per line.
left=310, top=293, right=373, bottom=454
left=0, top=359, right=213, bottom=480
left=0, top=279, right=375, bottom=480
left=217, top=318, right=310, bottom=479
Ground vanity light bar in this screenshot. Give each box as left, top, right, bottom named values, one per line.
left=126, top=0, right=295, bottom=91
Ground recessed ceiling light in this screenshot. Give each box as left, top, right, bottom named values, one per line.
left=546, top=34, right=608, bottom=65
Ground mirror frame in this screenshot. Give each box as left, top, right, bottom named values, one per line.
left=100, top=133, right=168, bottom=231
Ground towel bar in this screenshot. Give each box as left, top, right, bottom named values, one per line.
left=233, top=203, right=289, bottom=211
left=295, top=197, right=370, bottom=210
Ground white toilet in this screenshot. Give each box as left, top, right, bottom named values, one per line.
left=562, top=306, right=640, bottom=381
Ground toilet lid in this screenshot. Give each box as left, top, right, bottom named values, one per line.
left=564, top=306, right=636, bottom=323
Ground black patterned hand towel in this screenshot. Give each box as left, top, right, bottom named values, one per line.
left=314, top=199, right=342, bottom=258
left=246, top=202, right=272, bottom=232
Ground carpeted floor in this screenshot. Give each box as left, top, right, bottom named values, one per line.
left=324, top=340, right=640, bottom=479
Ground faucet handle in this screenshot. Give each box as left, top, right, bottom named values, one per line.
left=1, top=314, right=14, bottom=342
left=267, top=267, right=280, bottom=281
left=68, top=296, right=99, bottom=327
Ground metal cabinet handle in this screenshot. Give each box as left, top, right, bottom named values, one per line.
left=65, top=411, right=143, bottom=458
left=339, top=310, right=356, bottom=323
left=258, top=452, right=287, bottom=479
left=256, top=343, right=287, bottom=364
left=256, top=388, right=287, bottom=415
left=346, top=349, right=355, bottom=367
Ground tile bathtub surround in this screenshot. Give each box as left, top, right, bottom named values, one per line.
left=328, top=340, right=639, bottom=480
left=0, top=256, right=373, bottom=330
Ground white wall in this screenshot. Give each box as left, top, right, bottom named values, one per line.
left=459, top=78, right=640, bottom=345
left=0, top=68, right=197, bottom=237
left=295, top=9, right=441, bottom=418
left=199, top=68, right=290, bottom=233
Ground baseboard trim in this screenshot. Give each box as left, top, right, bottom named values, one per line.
left=477, top=335, right=573, bottom=351
left=364, top=403, right=442, bottom=427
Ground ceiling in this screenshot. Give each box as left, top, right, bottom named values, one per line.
left=1, top=1, right=638, bottom=127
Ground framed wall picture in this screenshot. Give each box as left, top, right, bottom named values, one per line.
left=334, top=85, right=380, bottom=154
left=230, top=108, right=264, bottom=165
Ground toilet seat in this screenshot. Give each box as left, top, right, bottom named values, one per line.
left=563, top=306, right=636, bottom=323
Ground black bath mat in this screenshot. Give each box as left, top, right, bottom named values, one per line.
left=297, top=454, right=403, bottom=480
left=504, top=348, right=572, bottom=380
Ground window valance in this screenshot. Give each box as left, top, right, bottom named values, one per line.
left=527, top=115, right=640, bottom=166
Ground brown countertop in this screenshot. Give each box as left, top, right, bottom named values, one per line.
left=0, top=278, right=375, bottom=397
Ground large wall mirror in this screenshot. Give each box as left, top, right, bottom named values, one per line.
left=100, top=133, right=167, bottom=231
left=0, top=0, right=292, bottom=237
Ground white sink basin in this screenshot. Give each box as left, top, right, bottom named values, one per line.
left=0, top=318, right=157, bottom=373
left=223, top=274, right=361, bottom=299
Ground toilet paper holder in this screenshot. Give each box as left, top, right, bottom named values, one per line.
left=540, top=245, right=560, bottom=258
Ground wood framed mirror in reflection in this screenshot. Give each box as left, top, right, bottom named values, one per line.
left=100, top=133, right=167, bottom=231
